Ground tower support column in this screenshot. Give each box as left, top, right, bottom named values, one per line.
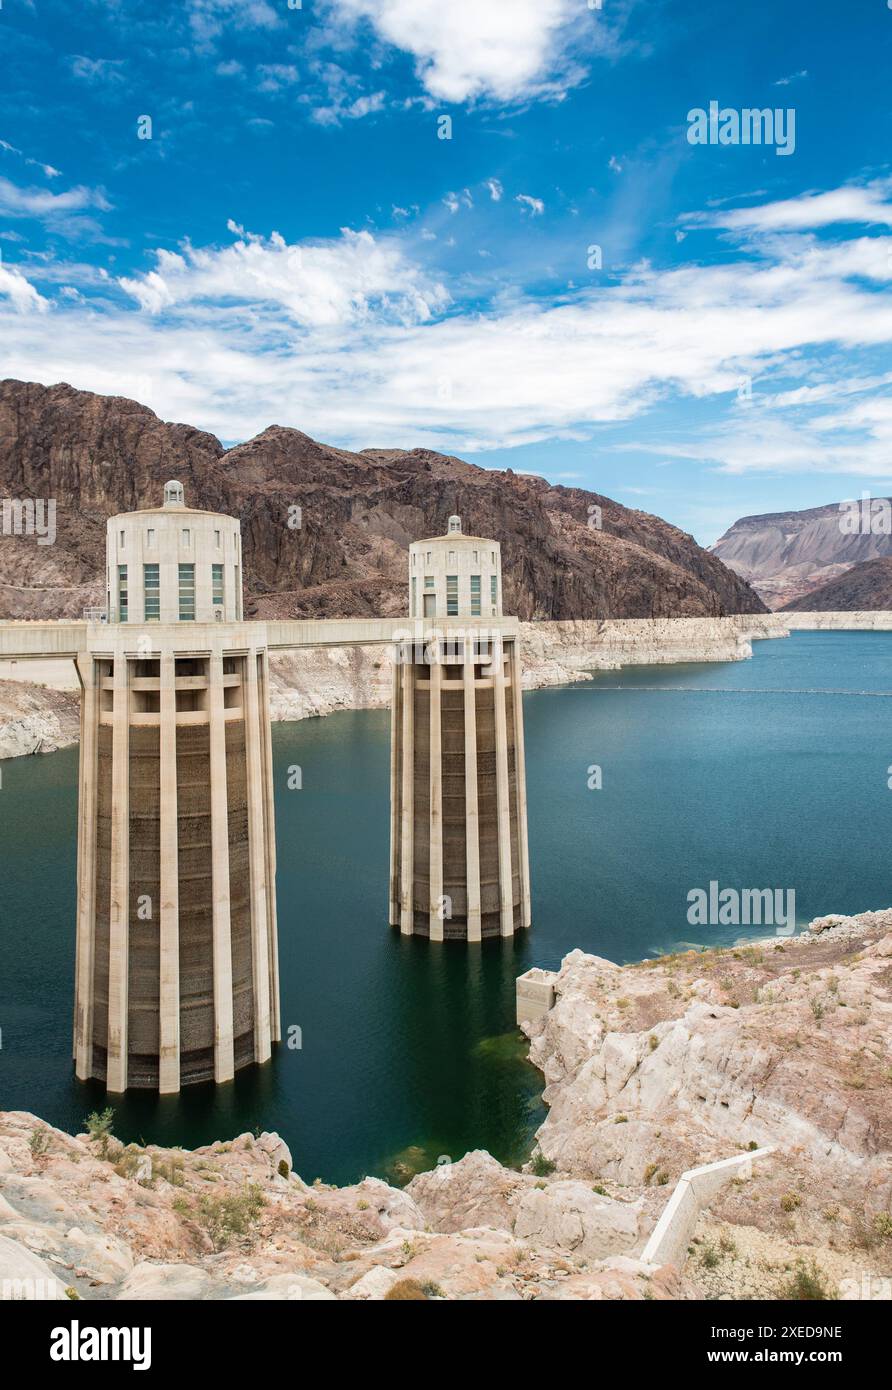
left=158, top=651, right=180, bottom=1093
left=244, top=647, right=272, bottom=1064
left=208, top=646, right=235, bottom=1083
left=463, top=638, right=482, bottom=942
left=492, top=636, right=515, bottom=937
left=73, top=653, right=98, bottom=1079
left=258, top=650, right=280, bottom=1043
left=398, top=651, right=415, bottom=935
left=106, top=645, right=130, bottom=1093
left=510, top=639, right=532, bottom=930
left=428, top=648, right=444, bottom=940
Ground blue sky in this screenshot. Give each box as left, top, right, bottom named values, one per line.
left=1, top=0, right=891, bottom=543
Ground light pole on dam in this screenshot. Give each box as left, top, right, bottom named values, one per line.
left=0, top=488, right=531, bottom=1094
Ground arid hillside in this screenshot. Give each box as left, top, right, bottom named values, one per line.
left=0, top=379, right=765, bottom=621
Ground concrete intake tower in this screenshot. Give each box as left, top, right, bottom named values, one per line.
left=73, top=482, right=279, bottom=1093
left=0, top=489, right=533, bottom=1092
left=389, top=517, right=532, bottom=940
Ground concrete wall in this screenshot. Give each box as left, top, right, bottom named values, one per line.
left=640, top=1150, right=775, bottom=1269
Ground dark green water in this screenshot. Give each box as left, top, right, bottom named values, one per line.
left=0, top=632, right=890, bottom=1184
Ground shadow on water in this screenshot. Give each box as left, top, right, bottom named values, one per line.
left=0, top=633, right=889, bottom=1182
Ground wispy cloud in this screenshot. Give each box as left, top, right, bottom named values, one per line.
left=69, top=55, right=127, bottom=84
left=681, top=180, right=892, bottom=233
left=2, top=185, right=892, bottom=465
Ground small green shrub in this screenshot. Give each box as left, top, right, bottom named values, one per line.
left=779, top=1258, right=835, bottom=1301
left=84, top=1107, right=115, bottom=1159
left=183, top=1183, right=266, bottom=1252
left=384, top=1279, right=428, bottom=1300
left=29, top=1129, right=50, bottom=1157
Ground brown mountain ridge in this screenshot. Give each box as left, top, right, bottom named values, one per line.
left=781, top=557, right=892, bottom=612
left=0, top=379, right=766, bottom=621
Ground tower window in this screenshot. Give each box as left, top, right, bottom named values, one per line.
left=446, top=575, right=458, bottom=616
left=182, top=528, right=191, bottom=546
left=424, top=576, right=434, bottom=589
left=144, top=564, right=160, bottom=621
left=212, top=563, right=224, bottom=608
left=411, top=576, right=417, bottom=617
left=118, top=565, right=128, bottom=623
left=234, top=564, right=241, bottom=619
left=119, top=530, right=125, bottom=547
left=470, top=574, right=481, bottom=616
left=147, top=528, right=155, bottom=547
left=178, top=563, right=195, bottom=621
left=214, top=529, right=221, bottom=547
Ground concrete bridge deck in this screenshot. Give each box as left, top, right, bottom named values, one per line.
left=0, top=615, right=520, bottom=663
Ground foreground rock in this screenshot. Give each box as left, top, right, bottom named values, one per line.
left=0, top=913, right=889, bottom=1300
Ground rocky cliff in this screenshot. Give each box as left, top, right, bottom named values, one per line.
left=711, top=500, right=892, bottom=609
left=1, top=912, right=889, bottom=1301
left=781, top=557, right=892, bottom=612
left=0, top=379, right=765, bottom=622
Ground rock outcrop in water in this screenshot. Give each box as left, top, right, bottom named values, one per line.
left=1, top=913, right=889, bottom=1300
left=0, top=378, right=764, bottom=622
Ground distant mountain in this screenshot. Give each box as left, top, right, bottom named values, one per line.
left=711, top=499, right=892, bottom=609
left=781, top=556, right=892, bottom=612
left=0, top=379, right=766, bottom=621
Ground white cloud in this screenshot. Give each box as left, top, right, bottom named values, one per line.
left=118, top=225, right=450, bottom=327
left=516, top=193, right=544, bottom=216
left=485, top=178, right=503, bottom=202
left=70, top=56, right=127, bottom=84
left=187, top=0, right=280, bottom=47
left=683, top=181, right=892, bottom=233
left=0, top=139, right=62, bottom=179
left=0, top=263, right=48, bottom=314
left=256, top=64, right=300, bottom=93
left=326, top=0, right=597, bottom=104
left=443, top=189, right=473, bottom=214
left=4, top=185, right=892, bottom=469
left=0, top=176, right=111, bottom=226
left=312, top=89, right=387, bottom=126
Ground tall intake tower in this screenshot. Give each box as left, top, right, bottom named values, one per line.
left=389, top=516, right=531, bottom=940
left=73, top=482, right=279, bottom=1093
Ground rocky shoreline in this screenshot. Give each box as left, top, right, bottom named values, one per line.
left=2, top=911, right=889, bottom=1301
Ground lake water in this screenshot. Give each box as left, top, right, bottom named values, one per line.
left=0, top=631, right=889, bottom=1184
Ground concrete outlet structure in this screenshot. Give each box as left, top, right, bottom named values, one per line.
left=389, top=517, right=531, bottom=940
left=74, top=483, right=278, bottom=1093
left=0, top=493, right=532, bottom=1089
